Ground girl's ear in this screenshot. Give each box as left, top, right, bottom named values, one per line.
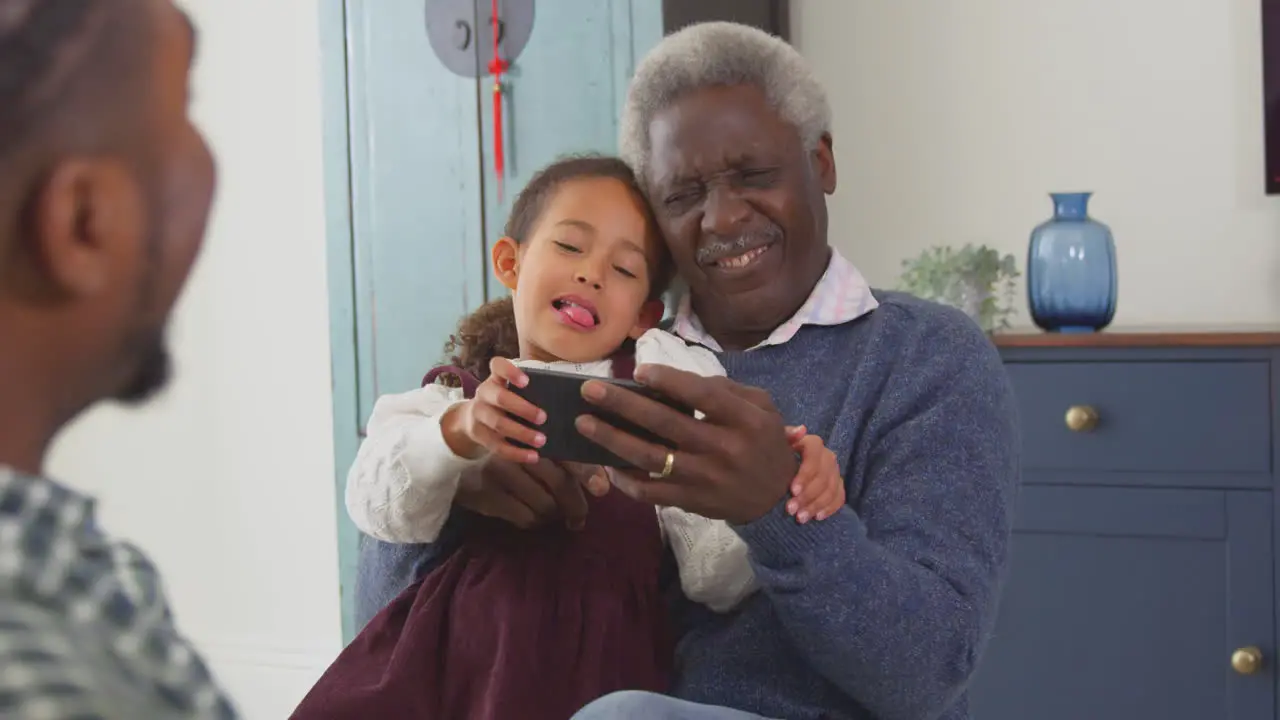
left=627, top=299, right=665, bottom=339
left=492, top=237, right=520, bottom=290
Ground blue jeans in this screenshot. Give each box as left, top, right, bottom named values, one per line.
left=571, top=691, right=776, bottom=720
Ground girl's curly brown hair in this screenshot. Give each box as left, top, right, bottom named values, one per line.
left=440, top=154, right=672, bottom=384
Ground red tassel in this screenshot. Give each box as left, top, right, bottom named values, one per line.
left=488, top=0, right=508, bottom=202
left=492, top=81, right=504, bottom=202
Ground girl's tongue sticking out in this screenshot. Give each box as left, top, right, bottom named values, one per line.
left=552, top=295, right=600, bottom=330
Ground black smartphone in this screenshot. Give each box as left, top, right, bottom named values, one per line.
left=507, top=367, right=694, bottom=469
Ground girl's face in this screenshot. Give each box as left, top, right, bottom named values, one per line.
left=493, top=176, right=665, bottom=363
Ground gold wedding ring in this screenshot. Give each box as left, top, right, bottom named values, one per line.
left=651, top=451, right=675, bottom=479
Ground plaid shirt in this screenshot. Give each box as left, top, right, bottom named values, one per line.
left=0, top=467, right=238, bottom=719
left=672, top=247, right=880, bottom=352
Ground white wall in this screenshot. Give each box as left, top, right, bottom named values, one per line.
left=793, top=0, right=1280, bottom=326
left=46, top=1, right=343, bottom=718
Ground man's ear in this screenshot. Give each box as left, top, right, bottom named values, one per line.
left=813, top=132, right=836, bottom=195
left=628, top=299, right=665, bottom=339
left=29, top=159, right=143, bottom=298
left=491, top=236, right=520, bottom=291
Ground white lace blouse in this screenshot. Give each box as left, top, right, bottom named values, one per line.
left=343, top=328, right=757, bottom=613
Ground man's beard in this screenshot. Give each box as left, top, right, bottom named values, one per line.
left=114, top=214, right=171, bottom=406
left=113, top=325, right=172, bottom=405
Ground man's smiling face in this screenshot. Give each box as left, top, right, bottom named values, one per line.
left=644, top=83, right=836, bottom=350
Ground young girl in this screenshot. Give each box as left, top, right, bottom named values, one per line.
left=291, top=156, right=844, bottom=720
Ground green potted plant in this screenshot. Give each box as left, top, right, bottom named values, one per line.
left=897, top=244, right=1020, bottom=333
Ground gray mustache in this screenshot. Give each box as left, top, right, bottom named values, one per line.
left=695, top=227, right=783, bottom=264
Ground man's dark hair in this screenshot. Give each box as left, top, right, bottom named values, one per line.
left=0, top=0, right=138, bottom=155
left=0, top=0, right=151, bottom=266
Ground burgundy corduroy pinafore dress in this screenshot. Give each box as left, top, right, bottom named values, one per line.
left=290, top=354, right=672, bottom=720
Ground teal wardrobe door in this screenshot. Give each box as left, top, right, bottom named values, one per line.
left=344, top=0, right=489, bottom=428
left=477, top=0, right=663, bottom=300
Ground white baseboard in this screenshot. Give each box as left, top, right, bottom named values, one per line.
left=193, top=637, right=341, bottom=720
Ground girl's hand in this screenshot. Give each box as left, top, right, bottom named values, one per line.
left=784, top=424, right=807, bottom=446
left=783, top=426, right=846, bottom=523
left=442, top=357, right=548, bottom=463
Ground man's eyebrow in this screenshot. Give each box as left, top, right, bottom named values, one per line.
left=659, top=154, right=776, bottom=188
left=659, top=171, right=698, bottom=188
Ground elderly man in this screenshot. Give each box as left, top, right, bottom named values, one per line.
left=0, top=0, right=233, bottom=718
left=562, top=22, right=1019, bottom=720
left=352, top=21, right=1019, bottom=720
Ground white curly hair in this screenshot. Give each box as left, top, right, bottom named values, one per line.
left=619, top=22, right=832, bottom=182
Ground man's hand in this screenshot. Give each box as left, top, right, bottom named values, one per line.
left=574, top=364, right=797, bottom=524
left=454, top=457, right=608, bottom=530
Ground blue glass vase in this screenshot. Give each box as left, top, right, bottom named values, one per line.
left=1027, top=192, right=1117, bottom=333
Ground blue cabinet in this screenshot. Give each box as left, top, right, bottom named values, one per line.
left=972, top=333, right=1280, bottom=719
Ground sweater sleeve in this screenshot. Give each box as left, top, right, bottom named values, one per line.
left=734, top=308, right=1020, bottom=720
left=344, top=383, right=490, bottom=544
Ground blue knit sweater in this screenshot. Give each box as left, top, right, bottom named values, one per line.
left=355, top=290, right=1021, bottom=720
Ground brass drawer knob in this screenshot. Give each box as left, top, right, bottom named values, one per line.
left=1232, top=646, right=1263, bottom=675
left=1064, top=405, right=1099, bottom=432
